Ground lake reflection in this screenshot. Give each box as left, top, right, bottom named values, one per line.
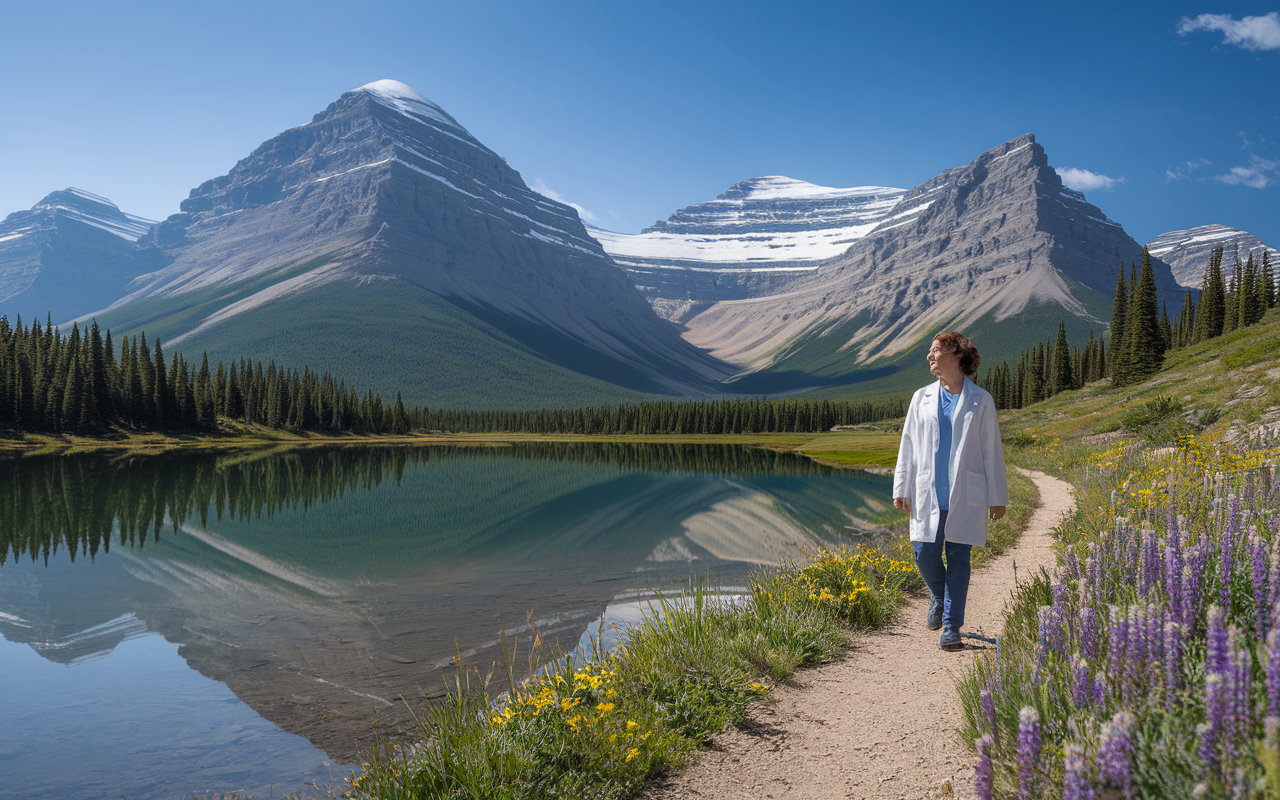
left=0, top=443, right=895, bottom=799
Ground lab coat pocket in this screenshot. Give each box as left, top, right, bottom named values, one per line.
left=914, top=475, right=931, bottom=520
left=966, top=471, right=986, bottom=507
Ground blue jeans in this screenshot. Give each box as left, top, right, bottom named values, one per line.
left=912, top=510, right=972, bottom=632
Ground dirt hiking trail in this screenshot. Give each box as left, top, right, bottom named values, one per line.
left=644, top=468, right=1075, bottom=800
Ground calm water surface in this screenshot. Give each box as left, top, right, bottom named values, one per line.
left=0, top=443, right=895, bottom=799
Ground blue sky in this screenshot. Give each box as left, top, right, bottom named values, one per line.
left=3, top=1, right=1277, bottom=249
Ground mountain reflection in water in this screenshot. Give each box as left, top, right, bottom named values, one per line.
left=0, top=443, right=896, bottom=762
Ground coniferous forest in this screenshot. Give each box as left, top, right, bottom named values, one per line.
left=979, top=247, right=1275, bottom=407
left=5, top=247, right=1270, bottom=437
left=0, top=313, right=906, bottom=437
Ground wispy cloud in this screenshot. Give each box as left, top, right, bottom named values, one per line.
left=1215, top=155, right=1280, bottom=189
left=1165, top=158, right=1211, bottom=182
left=529, top=179, right=599, bottom=224
left=1177, top=12, right=1280, bottom=51
left=1057, top=167, right=1126, bottom=192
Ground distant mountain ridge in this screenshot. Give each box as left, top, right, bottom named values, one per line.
left=0, top=188, right=156, bottom=323
left=589, top=176, right=906, bottom=323
left=675, top=134, right=1184, bottom=393
left=1145, top=224, right=1277, bottom=288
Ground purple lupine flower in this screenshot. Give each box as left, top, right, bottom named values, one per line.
left=1071, top=653, right=1092, bottom=708
left=1268, top=629, right=1280, bottom=719
left=1141, top=528, right=1159, bottom=598
left=974, top=733, right=994, bottom=800
left=1165, top=621, right=1184, bottom=711
left=1165, top=534, right=1182, bottom=622
left=1208, top=605, right=1229, bottom=676
left=980, top=688, right=998, bottom=743
left=1079, top=605, right=1100, bottom=661
left=1124, top=607, right=1142, bottom=707
left=1182, top=561, right=1203, bottom=630
left=1063, top=741, right=1096, bottom=800
left=1220, top=531, right=1234, bottom=612
left=1226, top=633, right=1252, bottom=763
left=1050, top=581, right=1068, bottom=653
left=1254, top=533, right=1270, bottom=642
left=1017, top=706, right=1041, bottom=800
left=1036, top=606, right=1051, bottom=679
left=1200, top=672, right=1225, bottom=769
left=1095, top=672, right=1109, bottom=709
left=1268, top=541, right=1280, bottom=628
left=1097, top=711, right=1136, bottom=798
left=1108, top=606, right=1127, bottom=673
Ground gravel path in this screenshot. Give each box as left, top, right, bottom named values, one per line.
left=644, top=468, right=1075, bottom=800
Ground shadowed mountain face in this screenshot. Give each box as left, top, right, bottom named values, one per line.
left=678, top=134, right=1185, bottom=393
left=1146, top=224, right=1278, bottom=288
left=0, top=189, right=155, bottom=323
left=86, top=81, right=730, bottom=406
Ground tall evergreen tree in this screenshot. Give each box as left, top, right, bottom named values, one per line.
left=1052, top=321, right=1073, bottom=394
left=1194, top=246, right=1226, bottom=342
left=1108, top=266, right=1129, bottom=378
left=1118, top=248, right=1164, bottom=385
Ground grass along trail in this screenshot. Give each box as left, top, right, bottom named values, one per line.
left=643, top=468, right=1074, bottom=800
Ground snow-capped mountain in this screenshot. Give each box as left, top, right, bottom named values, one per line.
left=678, top=134, right=1183, bottom=391
left=588, top=177, right=906, bottom=321
left=88, top=80, right=729, bottom=406
left=1145, top=224, right=1278, bottom=288
left=0, top=188, right=156, bottom=323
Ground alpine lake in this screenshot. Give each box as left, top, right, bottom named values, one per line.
left=0, top=441, right=897, bottom=799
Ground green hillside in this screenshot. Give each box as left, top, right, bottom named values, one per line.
left=92, top=270, right=664, bottom=411
left=733, top=293, right=1115, bottom=403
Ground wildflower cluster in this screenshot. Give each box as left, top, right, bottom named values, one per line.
left=963, top=440, right=1280, bottom=798
left=786, top=541, right=922, bottom=628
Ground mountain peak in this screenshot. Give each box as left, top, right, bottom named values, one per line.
left=351, top=79, right=466, bottom=132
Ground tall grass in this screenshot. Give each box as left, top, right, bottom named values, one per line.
left=347, top=539, right=925, bottom=799
left=960, top=433, right=1280, bottom=798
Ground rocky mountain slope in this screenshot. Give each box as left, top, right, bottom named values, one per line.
left=1145, top=224, right=1277, bottom=288
left=589, top=177, right=906, bottom=323
left=0, top=188, right=155, bottom=323
left=86, top=81, right=730, bottom=407
left=678, top=134, right=1184, bottom=393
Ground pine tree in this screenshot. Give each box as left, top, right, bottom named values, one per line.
left=1119, top=248, right=1164, bottom=385
left=1194, top=246, right=1226, bottom=342
left=1108, top=266, right=1129, bottom=379
left=1052, top=321, right=1073, bottom=394
left=1243, top=253, right=1266, bottom=325
left=196, top=353, right=214, bottom=427
left=152, top=339, right=169, bottom=425
left=1263, top=250, right=1276, bottom=309
left=1176, top=290, right=1195, bottom=348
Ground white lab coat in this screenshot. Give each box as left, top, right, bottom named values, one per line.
left=892, top=376, right=1008, bottom=546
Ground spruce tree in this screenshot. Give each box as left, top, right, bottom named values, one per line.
left=1120, top=248, right=1164, bottom=385
left=152, top=339, right=169, bottom=425
left=1263, top=250, right=1276, bottom=308
left=1052, top=321, right=1073, bottom=394
left=1194, top=246, right=1226, bottom=342
left=1108, top=266, right=1129, bottom=379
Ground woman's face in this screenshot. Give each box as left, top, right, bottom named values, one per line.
left=928, top=339, right=960, bottom=377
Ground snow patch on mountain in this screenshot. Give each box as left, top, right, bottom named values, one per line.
left=357, top=80, right=468, bottom=133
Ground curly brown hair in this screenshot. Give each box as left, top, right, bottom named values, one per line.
left=933, top=332, right=981, bottom=377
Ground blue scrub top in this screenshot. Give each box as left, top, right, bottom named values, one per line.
left=935, top=385, right=960, bottom=510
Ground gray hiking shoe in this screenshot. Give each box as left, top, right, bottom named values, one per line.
left=940, top=629, right=963, bottom=651
left=927, top=597, right=943, bottom=631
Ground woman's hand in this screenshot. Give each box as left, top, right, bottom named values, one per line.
left=989, top=506, right=1006, bottom=520
left=894, top=497, right=911, bottom=513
